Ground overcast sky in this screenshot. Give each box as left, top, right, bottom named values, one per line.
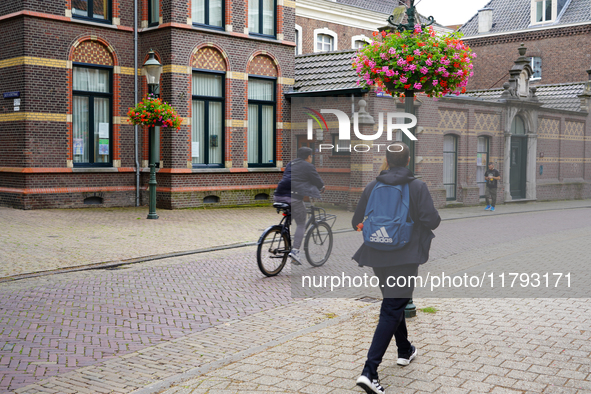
left=415, top=0, right=492, bottom=26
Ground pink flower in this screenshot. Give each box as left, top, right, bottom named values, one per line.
left=414, top=83, right=422, bottom=89
left=420, top=67, right=428, bottom=74
left=472, top=53, right=478, bottom=58
left=368, top=60, right=376, bottom=68
left=470, top=71, right=474, bottom=76
left=437, top=66, right=446, bottom=73
left=433, top=80, right=439, bottom=86
left=380, top=53, right=388, bottom=60
left=414, top=24, right=422, bottom=33
left=425, top=58, right=433, bottom=66
left=388, top=48, right=396, bottom=55
left=400, top=76, right=408, bottom=83
left=403, top=66, right=410, bottom=72
left=386, top=69, right=396, bottom=77
left=409, top=64, right=417, bottom=71
left=397, top=58, right=406, bottom=66
left=382, top=66, right=389, bottom=73
left=414, top=49, right=421, bottom=56
left=443, top=71, right=450, bottom=77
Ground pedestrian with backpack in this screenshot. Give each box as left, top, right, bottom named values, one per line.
left=352, top=142, right=441, bottom=394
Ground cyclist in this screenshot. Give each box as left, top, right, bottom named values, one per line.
left=274, top=146, right=325, bottom=265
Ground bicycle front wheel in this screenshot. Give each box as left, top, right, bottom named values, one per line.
left=304, top=222, right=333, bottom=267
left=257, top=227, right=290, bottom=277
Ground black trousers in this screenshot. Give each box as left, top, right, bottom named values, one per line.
left=362, top=264, right=418, bottom=380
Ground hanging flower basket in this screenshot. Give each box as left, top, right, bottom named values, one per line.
left=127, top=94, right=183, bottom=131
left=352, top=26, right=476, bottom=98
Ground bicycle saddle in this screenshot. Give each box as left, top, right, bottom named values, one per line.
left=272, top=202, right=290, bottom=210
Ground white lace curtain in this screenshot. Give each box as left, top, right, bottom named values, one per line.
left=192, top=73, right=223, bottom=164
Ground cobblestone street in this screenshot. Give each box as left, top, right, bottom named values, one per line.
left=0, top=202, right=590, bottom=393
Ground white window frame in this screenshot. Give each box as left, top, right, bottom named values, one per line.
left=529, top=56, right=542, bottom=80
left=530, top=0, right=558, bottom=25
left=351, top=34, right=371, bottom=49
left=295, top=24, right=303, bottom=55
left=313, top=28, right=337, bottom=53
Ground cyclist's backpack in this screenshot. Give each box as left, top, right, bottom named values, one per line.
left=362, top=182, right=414, bottom=251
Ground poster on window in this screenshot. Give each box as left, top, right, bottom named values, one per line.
left=73, top=139, right=84, bottom=155
left=192, top=142, right=199, bottom=158
left=98, top=123, right=110, bottom=139
left=99, top=139, right=109, bottom=155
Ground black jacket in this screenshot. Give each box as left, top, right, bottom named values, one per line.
left=352, top=167, right=441, bottom=268
left=275, top=159, right=324, bottom=200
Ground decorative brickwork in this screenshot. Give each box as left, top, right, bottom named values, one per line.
left=248, top=55, right=278, bottom=77
left=438, top=109, right=468, bottom=131
left=72, top=41, right=114, bottom=66
left=565, top=121, right=585, bottom=140
left=474, top=112, right=500, bottom=132
left=538, top=117, right=560, bottom=138
left=192, top=47, right=226, bottom=71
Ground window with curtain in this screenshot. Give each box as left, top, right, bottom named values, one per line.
left=248, top=78, right=275, bottom=166
left=353, top=40, right=367, bottom=49
left=316, top=34, right=334, bottom=52
left=72, top=0, right=110, bottom=22
left=72, top=66, right=112, bottom=166
left=477, top=136, right=490, bottom=197
left=535, top=0, right=553, bottom=22
left=443, top=135, right=457, bottom=200
left=192, top=72, right=224, bottom=167
left=148, top=0, right=159, bottom=26
left=249, top=0, right=275, bottom=36
left=192, top=0, right=223, bottom=28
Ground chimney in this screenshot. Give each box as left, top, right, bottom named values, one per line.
left=478, top=8, right=493, bottom=34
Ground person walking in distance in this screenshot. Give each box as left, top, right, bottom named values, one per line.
left=484, top=162, right=501, bottom=212
left=352, top=143, right=440, bottom=394
left=274, top=147, right=325, bottom=265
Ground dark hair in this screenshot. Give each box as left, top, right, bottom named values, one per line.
left=297, top=146, right=313, bottom=160
left=385, top=142, right=410, bottom=168
left=488, top=162, right=494, bottom=166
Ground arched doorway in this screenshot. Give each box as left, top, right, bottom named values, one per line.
left=510, top=115, right=527, bottom=199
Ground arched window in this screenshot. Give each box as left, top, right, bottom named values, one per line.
left=191, top=47, right=226, bottom=167
left=72, top=41, right=114, bottom=166
left=314, top=28, right=337, bottom=53
left=511, top=115, right=526, bottom=135
left=443, top=135, right=458, bottom=200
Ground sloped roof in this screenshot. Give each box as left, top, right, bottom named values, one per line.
left=465, top=81, right=586, bottom=111
left=293, top=50, right=361, bottom=94
left=335, top=0, right=401, bottom=15
left=459, top=0, right=591, bottom=37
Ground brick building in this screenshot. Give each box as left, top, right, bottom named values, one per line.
left=459, top=0, right=591, bottom=90
left=0, top=0, right=295, bottom=209
left=292, top=45, right=591, bottom=209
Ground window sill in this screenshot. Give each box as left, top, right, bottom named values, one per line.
left=139, top=167, right=284, bottom=174
left=72, top=167, right=118, bottom=173
left=70, top=17, right=117, bottom=29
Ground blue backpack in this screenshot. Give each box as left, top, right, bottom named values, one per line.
left=363, top=182, right=414, bottom=251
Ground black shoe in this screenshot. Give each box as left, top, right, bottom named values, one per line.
left=397, top=345, right=417, bottom=366
left=356, top=375, right=385, bottom=394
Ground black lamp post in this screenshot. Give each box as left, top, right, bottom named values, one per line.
left=143, top=50, right=163, bottom=220
left=381, top=0, right=436, bottom=318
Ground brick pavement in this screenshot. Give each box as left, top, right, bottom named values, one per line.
left=0, top=206, right=590, bottom=393
left=1, top=199, right=590, bottom=280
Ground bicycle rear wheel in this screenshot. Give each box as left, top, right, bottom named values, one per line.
left=257, top=226, right=290, bottom=276
left=304, top=222, right=333, bottom=267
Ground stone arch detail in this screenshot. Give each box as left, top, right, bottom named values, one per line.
left=247, top=54, right=278, bottom=77
left=71, top=39, right=114, bottom=66
left=192, top=46, right=227, bottom=71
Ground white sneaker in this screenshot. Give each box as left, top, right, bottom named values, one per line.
left=356, top=375, right=385, bottom=394
left=397, top=345, right=417, bottom=366
left=289, top=249, right=302, bottom=265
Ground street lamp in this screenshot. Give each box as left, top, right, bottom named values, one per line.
left=381, top=0, right=436, bottom=318
left=143, top=50, right=162, bottom=220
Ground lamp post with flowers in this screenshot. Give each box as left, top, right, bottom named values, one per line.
left=352, top=1, right=475, bottom=317
left=353, top=0, right=475, bottom=172
left=128, top=50, right=182, bottom=219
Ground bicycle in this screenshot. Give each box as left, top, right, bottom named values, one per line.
left=256, top=201, right=336, bottom=277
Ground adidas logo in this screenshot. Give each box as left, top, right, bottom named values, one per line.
left=370, top=227, right=393, bottom=243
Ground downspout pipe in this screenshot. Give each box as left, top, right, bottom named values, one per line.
left=134, top=0, right=140, bottom=206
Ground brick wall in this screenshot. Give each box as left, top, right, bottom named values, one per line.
left=465, top=25, right=591, bottom=90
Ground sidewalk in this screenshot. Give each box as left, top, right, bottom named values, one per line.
left=1, top=199, right=590, bottom=280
